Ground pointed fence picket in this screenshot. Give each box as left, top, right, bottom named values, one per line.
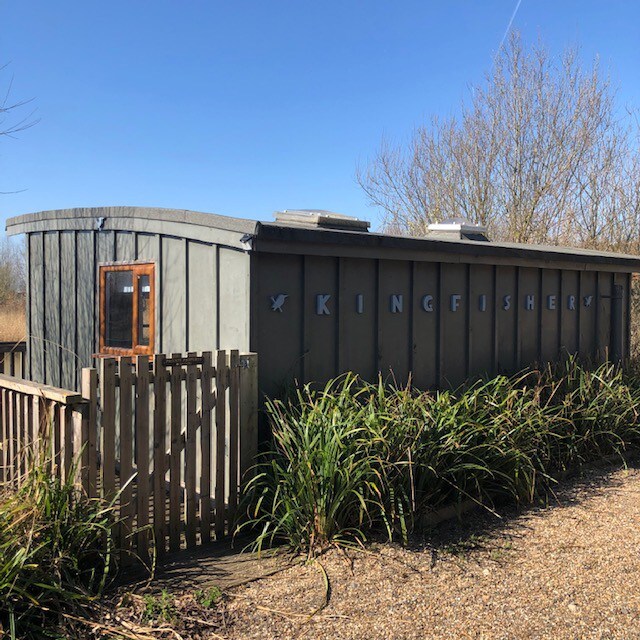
left=0, top=350, right=259, bottom=563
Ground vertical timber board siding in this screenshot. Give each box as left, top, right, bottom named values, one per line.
left=540, top=269, right=561, bottom=363
left=187, top=241, right=216, bottom=352
left=614, top=272, right=629, bottom=359
left=303, top=255, right=338, bottom=384
left=161, top=236, right=187, bottom=353
left=115, top=232, right=136, bottom=261
left=440, top=263, right=467, bottom=386
left=255, top=253, right=303, bottom=399
left=44, top=232, right=61, bottom=386
left=136, top=233, right=160, bottom=262
left=411, top=261, right=439, bottom=389
left=218, top=248, right=250, bottom=350
left=518, top=267, right=540, bottom=367
left=76, top=232, right=96, bottom=381
left=468, top=264, right=493, bottom=377
left=96, top=231, right=115, bottom=354
left=560, top=270, right=579, bottom=356
left=579, top=271, right=597, bottom=359
left=136, top=233, right=161, bottom=353
left=29, top=233, right=45, bottom=382
left=338, top=258, right=377, bottom=380
left=59, top=232, right=77, bottom=389
left=378, top=260, right=412, bottom=385
left=495, top=266, right=517, bottom=374
left=96, top=231, right=115, bottom=263
left=596, top=271, right=612, bottom=361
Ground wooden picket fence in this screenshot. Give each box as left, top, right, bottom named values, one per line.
left=0, top=350, right=258, bottom=563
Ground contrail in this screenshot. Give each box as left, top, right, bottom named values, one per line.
left=497, top=0, right=523, bottom=56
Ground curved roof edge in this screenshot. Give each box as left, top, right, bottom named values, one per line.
left=6, top=205, right=640, bottom=271
left=6, top=206, right=259, bottom=236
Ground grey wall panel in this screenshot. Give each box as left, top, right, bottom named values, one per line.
left=161, top=236, right=187, bottom=353
left=596, top=272, right=612, bottom=361
left=495, top=266, right=517, bottom=374
left=560, top=270, right=579, bottom=356
left=96, top=230, right=115, bottom=264
left=440, top=263, right=468, bottom=386
left=411, top=261, right=439, bottom=389
left=136, top=233, right=160, bottom=262
left=578, top=271, right=597, bottom=359
left=614, top=272, right=629, bottom=359
left=540, top=269, right=561, bottom=363
left=255, top=253, right=304, bottom=399
left=469, top=264, right=494, bottom=377
left=59, top=232, right=77, bottom=389
left=302, top=255, right=338, bottom=384
left=135, top=233, right=161, bottom=353
left=338, top=257, right=377, bottom=381
left=76, top=231, right=96, bottom=379
left=187, top=241, right=217, bottom=352
left=518, top=267, right=539, bottom=368
left=44, top=232, right=61, bottom=386
left=218, top=247, right=250, bottom=351
left=378, top=260, right=412, bottom=385
left=29, top=233, right=45, bottom=383
left=115, top=231, right=136, bottom=261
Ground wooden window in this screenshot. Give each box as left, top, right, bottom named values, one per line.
left=99, top=263, right=155, bottom=355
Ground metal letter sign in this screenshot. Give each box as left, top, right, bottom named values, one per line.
left=390, top=295, right=403, bottom=313
left=356, top=294, right=364, bottom=314
left=450, top=294, right=461, bottom=312
left=316, top=294, right=331, bottom=315
left=270, top=294, right=288, bottom=312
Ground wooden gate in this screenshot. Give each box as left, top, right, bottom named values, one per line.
left=0, top=349, right=258, bottom=563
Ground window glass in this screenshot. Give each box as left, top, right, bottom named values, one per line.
left=105, top=270, right=133, bottom=348
left=138, top=274, right=151, bottom=346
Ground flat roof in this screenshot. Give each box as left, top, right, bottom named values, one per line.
left=7, top=205, right=640, bottom=271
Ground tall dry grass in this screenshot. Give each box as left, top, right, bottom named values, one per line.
left=0, top=296, right=25, bottom=342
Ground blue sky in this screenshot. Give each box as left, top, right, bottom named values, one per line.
left=0, top=1, right=639, bottom=232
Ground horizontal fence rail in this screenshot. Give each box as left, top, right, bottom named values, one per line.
left=0, top=341, right=26, bottom=378
left=0, top=349, right=258, bottom=565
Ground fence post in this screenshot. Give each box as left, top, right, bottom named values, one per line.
left=100, top=358, right=117, bottom=501
left=200, top=351, right=213, bottom=544
left=228, top=350, right=240, bottom=528
left=135, top=355, right=151, bottom=563
left=153, top=353, right=167, bottom=557
left=239, top=353, right=259, bottom=487
left=81, top=368, right=98, bottom=498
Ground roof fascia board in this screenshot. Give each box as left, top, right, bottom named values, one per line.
left=253, top=225, right=640, bottom=272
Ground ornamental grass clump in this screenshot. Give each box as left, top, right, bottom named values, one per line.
left=0, top=455, right=117, bottom=639
left=241, top=357, right=640, bottom=554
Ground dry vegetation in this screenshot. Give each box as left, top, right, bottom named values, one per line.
left=0, top=295, right=26, bottom=342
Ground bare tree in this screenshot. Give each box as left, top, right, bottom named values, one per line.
left=358, top=32, right=640, bottom=249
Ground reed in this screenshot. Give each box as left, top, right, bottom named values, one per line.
left=240, top=357, right=640, bottom=554
left=0, top=452, right=118, bottom=639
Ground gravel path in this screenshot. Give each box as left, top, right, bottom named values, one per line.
left=221, top=466, right=640, bottom=639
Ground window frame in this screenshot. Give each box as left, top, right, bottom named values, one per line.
left=98, top=262, right=156, bottom=356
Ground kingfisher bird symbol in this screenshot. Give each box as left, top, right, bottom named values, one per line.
left=270, top=294, right=288, bottom=312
